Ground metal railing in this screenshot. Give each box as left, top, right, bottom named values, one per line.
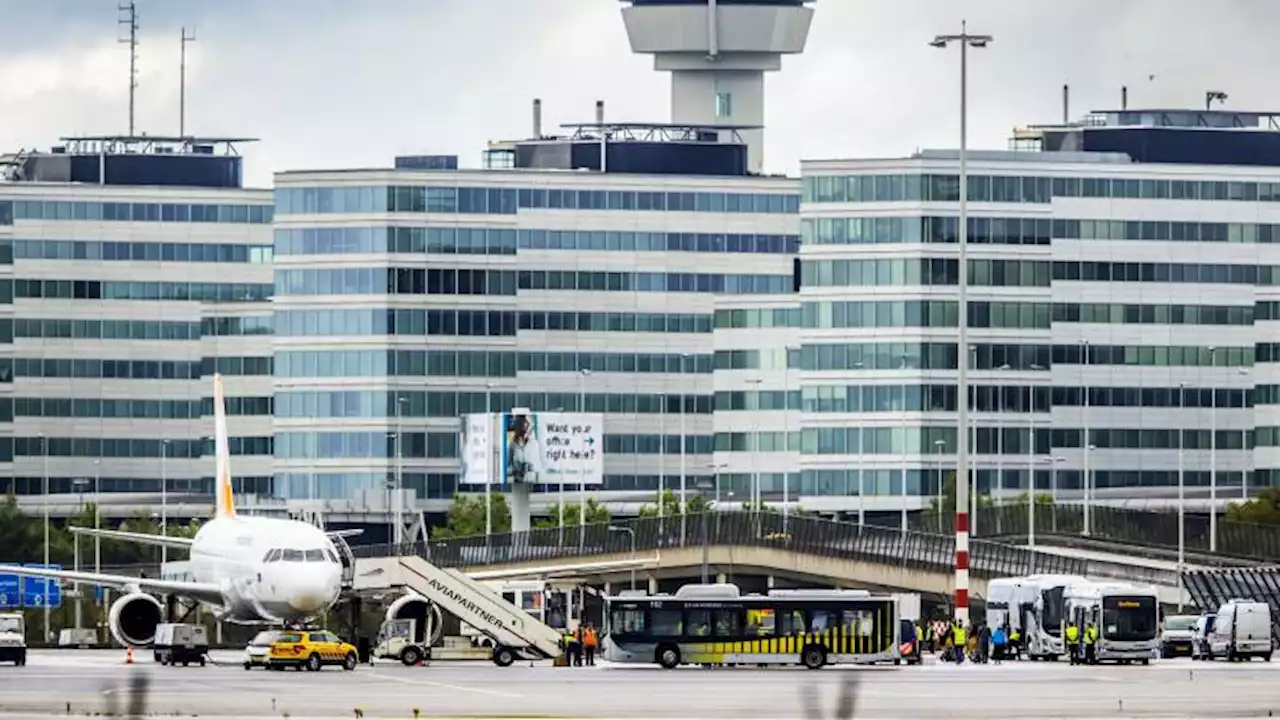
left=912, top=506, right=1280, bottom=563
left=351, top=511, right=1088, bottom=580
left=1183, top=567, right=1280, bottom=647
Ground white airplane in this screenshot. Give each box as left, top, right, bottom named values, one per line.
left=0, top=374, right=347, bottom=647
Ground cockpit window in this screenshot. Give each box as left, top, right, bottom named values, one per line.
left=325, top=549, right=340, bottom=564
left=304, top=549, right=325, bottom=562
left=262, top=549, right=282, bottom=563
left=281, top=549, right=304, bottom=562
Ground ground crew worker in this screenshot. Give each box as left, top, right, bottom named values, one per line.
left=1065, top=622, right=1081, bottom=665
left=1008, top=628, right=1021, bottom=660
left=583, top=622, right=599, bottom=666
left=1084, top=623, right=1098, bottom=665
left=951, top=622, right=967, bottom=664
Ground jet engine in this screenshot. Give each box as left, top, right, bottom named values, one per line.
left=108, top=592, right=163, bottom=647
left=385, top=592, right=444, bottom=646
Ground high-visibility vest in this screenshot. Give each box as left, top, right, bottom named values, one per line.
left=1065, top=625, right=1080, bottom=643
left=1010, top=630, right=1021, bottom=642
left=953, top=626, right=967, bottom=645
left=584, top=628, right=598, bottom=648
left=1084, top=626, right=1098, bottom=645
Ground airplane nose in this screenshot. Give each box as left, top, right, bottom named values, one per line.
left=287, top=568, right=340, bottom=614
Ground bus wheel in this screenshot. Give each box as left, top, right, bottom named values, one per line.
left=656, top=645, right=681, bottom=669
left=802, top=645, right=826, bottom=670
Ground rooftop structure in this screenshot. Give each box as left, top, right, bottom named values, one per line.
left=1, top=135, right=256, bottom=188
left=620, top=0, right=815, bottom=173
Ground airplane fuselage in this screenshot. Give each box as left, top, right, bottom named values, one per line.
left=183, top=516, right=344, bottom=624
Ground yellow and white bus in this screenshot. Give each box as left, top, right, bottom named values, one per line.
left=602, top=584, right=900, bottom=669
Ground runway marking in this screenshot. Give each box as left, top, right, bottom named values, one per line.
left=364, top=670, right=525, bottom=698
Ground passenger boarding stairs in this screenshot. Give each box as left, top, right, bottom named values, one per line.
left=354, top=555, right=563, bottom=662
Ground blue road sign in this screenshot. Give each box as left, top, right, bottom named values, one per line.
left=20, top=565, right=61, bottom=608
left=0, top=573, right=18, bottom=609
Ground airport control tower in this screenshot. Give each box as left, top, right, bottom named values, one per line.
left=620, top=0, right=815, bottom=173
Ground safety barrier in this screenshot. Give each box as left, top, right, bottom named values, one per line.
left=913, top=506, right=1280, bottom=563
left=352, top=511, right=1088, bottom=580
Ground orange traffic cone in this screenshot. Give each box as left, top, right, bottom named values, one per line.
left=125, top=646, right=133, bottom=665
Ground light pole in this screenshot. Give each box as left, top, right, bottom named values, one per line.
left=899, top=356, right=910, bottom=536
left=1027, top=363, right=1044, bottom=539
left=934, top=438, right=946, bottom=533
left=93, top=458, right=101, bottom=643
left=1208, top=346, right=1217, bottom=553
left=746, top=377, right=763, bottom=514
left=40, top=433, right=49, bottom=641
left=1237, top=368, right=1250, bottom=501
left=160, top=438, right=169, bottom=567
left=395, top=395, right=407, bottom=546
left=1044, top=455, right=1066, bottom=534
left=696, top=476, right=718, bottom=583
left=484, top=382, right=495, bottom=537
left=609, top=526, right=637, bottom=590
left=72, top=477, right=89, bottom=630
left=1177, top=381, right=1187, bottom=591
left=1080, top=338, right=1091, bottom=536
left=995, top=365, right=1010, bottom=533
left=578, top=368, right=591, bottom=551
left=680, top=352, right=690, bottom=544
left=931, top=20, right=990, bottom=627
left=658, top=392, right=666, bottom=536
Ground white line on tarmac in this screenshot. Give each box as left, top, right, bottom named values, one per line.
left=363, top=670, right=525, bottom=699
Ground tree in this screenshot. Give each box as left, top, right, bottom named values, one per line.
left=928, top=473, right=993, bottom=514
left=432, top=493, right=511, bottom=539
left=1011, top=492, right=1056, bottom=505
left=536, top=497, right=610, bottom=528
left=637, top=489, right=683, bottom=518
left=1226, top=487, right=1280, bottom=525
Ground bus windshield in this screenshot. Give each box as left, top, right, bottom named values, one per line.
left=1102, top=596, right=1158, bottom=641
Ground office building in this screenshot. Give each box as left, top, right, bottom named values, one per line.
left=0, top=136, right=274, bottom=515
left=272, top=128, right=800, bottom=515
left=799, top=108, right=1280, bottom=517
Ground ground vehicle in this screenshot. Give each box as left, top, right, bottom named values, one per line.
left=1095, top=583, right=1160, bottom=663
left=1207, top=600, right=1273, bottom=662
left=1160, top=615, right=1198, bottom=658
left=1023, top=574, right=1086, bottom=660
left=374, top=617, right=436, bottom=666
left=243, top=629, right=358, bottom=671
left=1191, top=614, right=1217, bottom=660
left=57, top=629, right=98, bottom=648
left=0, top=613, right=25, bottom=666
left=602, top=584, right=899, bottom=670
left=153, top=624, right=208, bottom=666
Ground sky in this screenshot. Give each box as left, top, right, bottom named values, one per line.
left=2, top=0, right=1278, bottom=187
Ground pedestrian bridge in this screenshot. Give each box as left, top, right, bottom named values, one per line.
left=350, top=512, right=1187, bottom=605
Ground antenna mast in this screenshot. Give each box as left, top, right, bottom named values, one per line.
left=118, top=0, right=139, bottom=136
left=180, top=27, right=197, bottom=138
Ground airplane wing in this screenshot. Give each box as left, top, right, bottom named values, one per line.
left=0, top=564, right=225, bottom=606
left=69, top=526, right=194, bottom=550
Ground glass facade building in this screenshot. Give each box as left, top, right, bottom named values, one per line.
left=272, top=169, right=800, bottom=508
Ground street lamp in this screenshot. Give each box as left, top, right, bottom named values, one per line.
left=1079, top=338, right=1091, bottom=536
left=679, top=352, right=691, bottom=545
left=608, top=526, right=637, bottom=590
left=484, top=381, right=495, bottom=537
left=931, top=19, right=991, bottom=628
left=746, top=377, right=764, bottom=516
left=695, top=476, right=718, bottom=584
left=899, top=356, right=910, bottom=536
left=39, top=433, right=49, bottom=641
left=657, top=392, right=666, bottom=537
left=1178, top=381, right=1188, bottom=586
left=72, top=477, right=89, bottom=631
left=1236, top=367, right=1250, bottom=502
left=1043, top=455, right=1066, bottom=534
left=160, top=438, right=170, bottom=567
left=1208, top=346, right=1218, bottom=553
left=578, top=368, right=592, bottom=551
left=933, top=438, right=946, bottom=533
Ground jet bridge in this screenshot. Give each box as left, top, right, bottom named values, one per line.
left=354, top=556, right=563, bottom=665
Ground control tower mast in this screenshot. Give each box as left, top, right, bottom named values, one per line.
left=620, top=0, right=815, bottom=174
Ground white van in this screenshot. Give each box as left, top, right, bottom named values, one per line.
left=1207, top=600, right=1273, bottom=662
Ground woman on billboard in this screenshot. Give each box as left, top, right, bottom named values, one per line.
left=506, top=413, right=543, bottom=483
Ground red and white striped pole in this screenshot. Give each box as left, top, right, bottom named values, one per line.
left=955, top=509, right=969, bottom=625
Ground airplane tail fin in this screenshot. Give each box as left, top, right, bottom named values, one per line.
left=213, top=373, right=236, bottom=519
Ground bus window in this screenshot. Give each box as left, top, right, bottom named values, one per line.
left=810, top=609, right=839, bottom=633
left=778, top=610, right=806, bottom=636
left=687, top=609, right=712, bottom=636
left=652, top=609, right=683, bottom=638
left=713, top=609, right=740, bottom=637
left=611, top=608, right=646, bottom=635
left=843, top=609, right=875, bottom=637
left=746, top=608, right=776, bottom=637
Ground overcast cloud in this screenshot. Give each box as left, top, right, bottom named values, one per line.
left=2, top=0, right=1278, bottom=186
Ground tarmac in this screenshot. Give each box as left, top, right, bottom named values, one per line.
left=0, top=650, right=1277, bottom=719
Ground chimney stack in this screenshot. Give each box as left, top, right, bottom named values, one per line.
left=1121, top=85, right=1128, bottom=110
left=595, top=100, right=605, bottom=126
left=532, top=98, right=542, bottom=138
left=1062, top=84, right=1070, bottom=124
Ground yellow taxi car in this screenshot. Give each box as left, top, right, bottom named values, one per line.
left=243, top=629, right=358, bottom=672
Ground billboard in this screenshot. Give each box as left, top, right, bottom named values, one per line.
left=503, top=411, right=603, bottom=486
left=460, top=413, right=497, bottom=487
